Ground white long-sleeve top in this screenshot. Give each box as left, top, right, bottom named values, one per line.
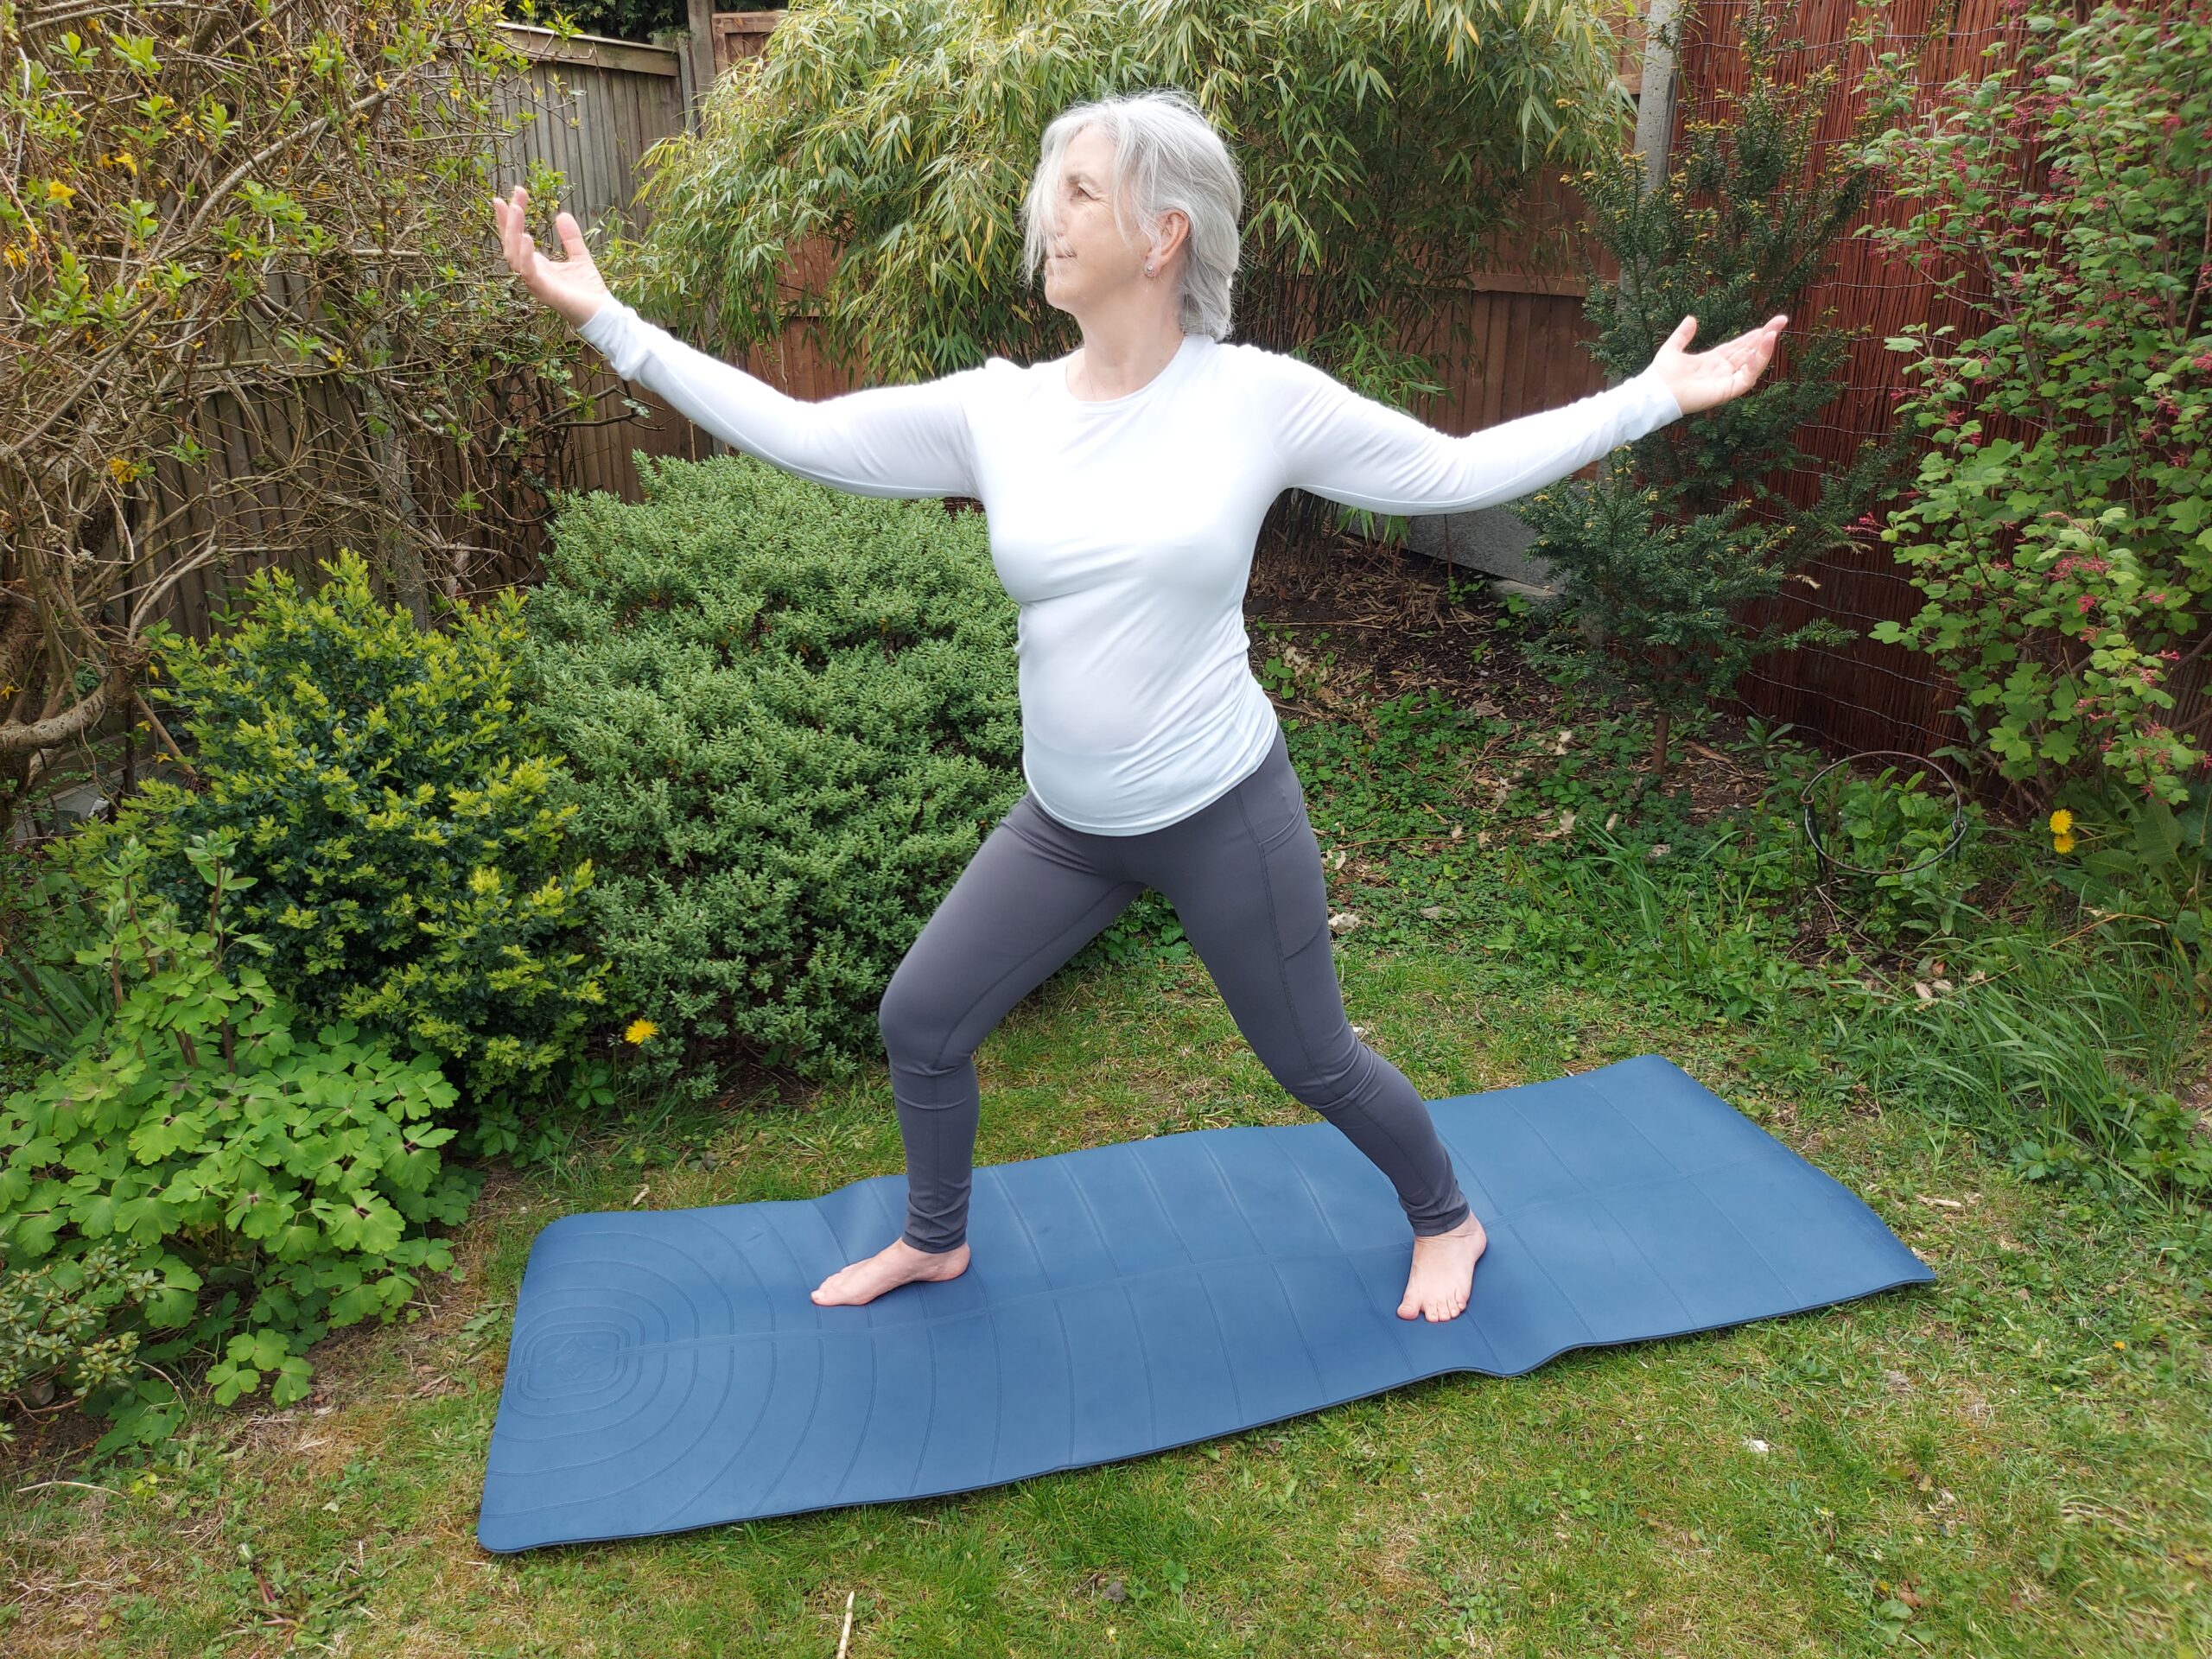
left=574, top=297, right=1683, bottom=835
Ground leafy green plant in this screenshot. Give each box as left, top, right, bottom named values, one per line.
left=0, top=832, right=480, bottom=1456
left=2005, top=1082, right=2212, bottom=1204
left=1801, top=764, right=1987, bottom=947
left=0, top=1241, right=165, bottom=1448
left=74, top=550, right=608, bottom=1144
left=1514, top=0, right=1916, bottom=779
left=516, top=0, right=689, bottom=46
left=1855, top=0, right=2212, bottom=803
left=1065, top=888, right=1192, bottom=973
left=2043, top=774, right=2212, bottom=1007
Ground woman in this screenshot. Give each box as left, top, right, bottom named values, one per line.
left=493, top=87, right=1787, bottom=1325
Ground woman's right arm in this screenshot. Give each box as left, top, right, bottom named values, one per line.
left=494, top=185, right=982, bottom=501
left=575, top=296, right=985, bottom=502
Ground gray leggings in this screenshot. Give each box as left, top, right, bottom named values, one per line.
left=877, top=722, right=1471, bottom=1254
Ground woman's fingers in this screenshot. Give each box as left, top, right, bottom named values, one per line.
left=499, top=185, right=527, bottom=265
left=496, top=194, right=537, bottom=282
left=494, top=189, right=592, bottom=282
left=493, top=187, right=608, bottom=325
left=498, top=188, right=548, bottom=270
left=553, top=209, right=593, bottom=270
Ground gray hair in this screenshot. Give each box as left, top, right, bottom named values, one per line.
left=1020, top=87, right=1245, bottom=341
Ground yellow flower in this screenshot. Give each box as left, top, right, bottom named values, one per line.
left=2054, top=831, right=2075, bottom=854
left=2048, top=808, right=2073, bottom=834
left=624, top=1018, right=658, bottom=1046
left=45, top=180, right=74, bottom=205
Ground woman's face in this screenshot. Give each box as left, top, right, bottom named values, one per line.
left=1042, top=125, right=1184, bottom=315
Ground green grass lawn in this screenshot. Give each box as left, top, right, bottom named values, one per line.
left=5, top=634, right=2209, bottom=1656
left=8, top=947, right=2209, bottom=1655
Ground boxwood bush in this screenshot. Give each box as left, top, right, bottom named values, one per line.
left=73, top=550, right=609, bottom=1147
left=519, top=452, right=1035, bottom=1103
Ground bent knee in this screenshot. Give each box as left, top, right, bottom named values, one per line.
left=1262, top=1029, right=1367, bottom=1108
left=878, top=963, right=952, bottom=1061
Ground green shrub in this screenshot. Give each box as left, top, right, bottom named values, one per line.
left=520, top=452, right=1028, bottom=1103
left=1799, top=764, right=1992, bottom=948
left=0, top=833, right=480, bottom=1457
left=0, top=840, right=107, bottom=1071
left=74, top=549, right=610, bottom=1141
left=1857, top=1, right=2212, bottom=802
left=1, top=1242, right=166, bottom=1450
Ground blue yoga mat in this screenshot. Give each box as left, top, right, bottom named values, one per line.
left=478, top=1053, right=1931, bottom=1552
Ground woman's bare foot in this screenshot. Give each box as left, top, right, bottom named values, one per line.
left=1399, top=1211, right=1487, bottom=1322
left=810, top=1236, right=971, bottom=1306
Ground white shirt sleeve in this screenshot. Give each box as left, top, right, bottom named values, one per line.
left=573, top=296, right=985, bottom=500
left=1262, top=348, right=1685, bottom=515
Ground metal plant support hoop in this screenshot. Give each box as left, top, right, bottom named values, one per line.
left=1797, top=750, right=1969, bottom=882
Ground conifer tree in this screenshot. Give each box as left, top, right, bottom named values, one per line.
left=1515, top=0, right=1920, bottom=783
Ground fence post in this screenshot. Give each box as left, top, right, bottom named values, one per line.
left=686, top=0, right=715, bottom=127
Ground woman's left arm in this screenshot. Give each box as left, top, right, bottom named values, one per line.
left=1268, top=314, right=1788, bottom=515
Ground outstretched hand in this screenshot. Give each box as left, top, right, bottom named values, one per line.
left=1648, top=314, right=1789, bottom=416
left=491, top=184, right=609, bottom=330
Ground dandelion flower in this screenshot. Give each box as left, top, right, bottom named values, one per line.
left=2049, top=808, right=2073, bottom=835
left=2054, top=831, right=2075, bottom=854
left=624, top=1018, right=658, bottom=1046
